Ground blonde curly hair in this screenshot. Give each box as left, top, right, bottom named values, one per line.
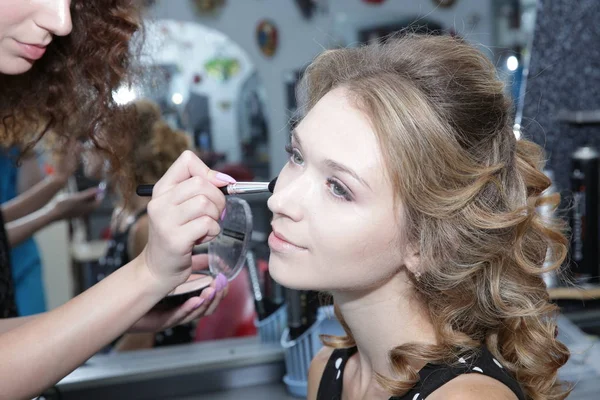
left=120, top=99, right=191, bottom=197
left=300, top=34, right=570, bottom=399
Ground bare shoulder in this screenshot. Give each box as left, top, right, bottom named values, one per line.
left=307, top=346, right=335, bottom=400
left=427, top=373, right=518, bottom=400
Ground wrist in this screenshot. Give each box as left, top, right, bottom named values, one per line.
left=132, top=250, right=172, bottom=299
left=47, top=174, right=68, bottom=189
left=42, top=204, right=60, bottom=224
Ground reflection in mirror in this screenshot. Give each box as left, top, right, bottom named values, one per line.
left=59, top=19, right=275, bottom=355
left=132, top=19, right=271, bottom=178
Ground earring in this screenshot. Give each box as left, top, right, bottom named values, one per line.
left=414, top=271, right=422, bottom=281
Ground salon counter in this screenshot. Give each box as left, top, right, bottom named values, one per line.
left=57, top=336, right=295, bottom=400
left=56, top=315, right=600, bottom=399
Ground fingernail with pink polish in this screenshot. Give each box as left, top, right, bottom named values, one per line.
left=206, top=288, right=216, bottom=301
left=215, top=172, right=236, bottom=184
left=192, top=297, right=206, bottom=310
left=220, top=208, right=227, bottom=221
left=215, top=273, right=227, bottom=292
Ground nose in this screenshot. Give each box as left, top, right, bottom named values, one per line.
left=267, top=169, right=307, bottom=223
left=36, top=0, right=73, bottom=37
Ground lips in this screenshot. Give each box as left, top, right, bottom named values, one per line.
left=269, top=227, right=307, bottom=252
left=15, top=41, right=48, bottom=61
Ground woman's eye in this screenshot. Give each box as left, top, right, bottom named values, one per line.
left=285, top=144, right=304, bottom=165
left=292, top=149, right=303, bottom=164
left=326, top=178, right=352, bottom=201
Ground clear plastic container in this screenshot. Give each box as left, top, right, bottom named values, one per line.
left=255, top=304, right=287, bottom=344
left=280, top=306, right=343, bottom=397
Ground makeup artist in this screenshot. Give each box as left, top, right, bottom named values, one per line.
left=0, top=1, right=230, bottom=399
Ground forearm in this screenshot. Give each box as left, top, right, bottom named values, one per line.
left=0, top=255, right=168, bottom=400
left=1, top=175, right=65, bottom=222
left=5, top=206, right=57, bottom=247
left=0, top=315, right=38, bottom=336
left=17, top=153, right=44, bottom=195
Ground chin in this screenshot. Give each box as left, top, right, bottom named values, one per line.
left=0, top=57, right=34, bottom=75
left=267, top=255, right=325, bottom=291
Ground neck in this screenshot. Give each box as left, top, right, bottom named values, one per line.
left=332, top=272, right=437, bottom=394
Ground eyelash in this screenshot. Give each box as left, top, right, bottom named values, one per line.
left=284, top=144, right=353, bottom=202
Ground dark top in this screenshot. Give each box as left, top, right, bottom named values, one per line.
left=0, top=210, right=18, bottom=318
left=317, top=345, right=526, bottom=400
left=97, top=209, right=148, bottom=278
left=99, top=209, right=195, bottom=348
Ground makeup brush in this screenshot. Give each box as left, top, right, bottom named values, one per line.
left=136, top=177, right=278, bottom=197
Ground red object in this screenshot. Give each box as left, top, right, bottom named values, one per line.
left=194, top=268, right=258, bottom=341
left=100, top=226, right=112, bottom=240
left=43, top=163, right=55, bottom=176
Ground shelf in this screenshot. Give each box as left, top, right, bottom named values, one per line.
left=549, top=286, right=600, bottom=300
left=557, top=109, right=600, bottom=125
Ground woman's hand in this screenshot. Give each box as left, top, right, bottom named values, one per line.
left=138, top=150, right=236, bottom=296
left=128, top=270, right=230, bottom=333
left=50, top=187, right=100, bottom=221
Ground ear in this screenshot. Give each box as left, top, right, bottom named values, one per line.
left=404, top=243, right=421, bottom=277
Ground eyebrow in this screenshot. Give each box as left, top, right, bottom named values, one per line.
left=291, top=129, right=372, bottom=191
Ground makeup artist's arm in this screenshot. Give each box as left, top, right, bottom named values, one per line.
left=5, top=187, right=99, bottom=247
left=2, top=142, right=79, bottom=223
left=0, top=151, right=230, bottom=400
left=16, top=149, right=44, bottom=194
left=2, top=174, right=69, bottom=223
left=0, top=315, right=38, bottom=335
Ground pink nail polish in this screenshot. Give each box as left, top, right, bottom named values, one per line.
left=215, top=172, right=236, bottom=184
left=220, top=208, right=227, bottom=221
left=192, top=297, right=206, bottom=310
left=207, top=288, right=216, bottom=301
left=215, top=273, right=227, bottom=292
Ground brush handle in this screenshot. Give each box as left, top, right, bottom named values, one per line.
left=136, top=184, right=228, bottom=197
left=136, top=180, right=276, bottom=197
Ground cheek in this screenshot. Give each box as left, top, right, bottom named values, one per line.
left=0, top=2, right=30, bottom=37
left=309, top=205, right=403, bottom=287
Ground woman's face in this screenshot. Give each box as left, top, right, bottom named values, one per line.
left=0, top=0, right=72, bottom=75
left=267, top=88, right=416, bottom=292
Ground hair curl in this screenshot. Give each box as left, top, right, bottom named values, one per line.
left=303, top=35, right=570, bottom=399
left=118, top=99, right=190, bottom=199
left=0, top=0, right=141, bottom=183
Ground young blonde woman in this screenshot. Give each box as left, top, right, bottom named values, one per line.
left=267, top=34, right=569, bottom=400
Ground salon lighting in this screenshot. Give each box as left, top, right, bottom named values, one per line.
left=112, top=86, right=137, bottom=105
left=171, top=93, right=184, bottom=105
left=506, top=56, right=519, bottom=71
left=513, top=124, right=521, bottom=140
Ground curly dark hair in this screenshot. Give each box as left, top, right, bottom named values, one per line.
left=0, top=0, right=142, bottom=180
